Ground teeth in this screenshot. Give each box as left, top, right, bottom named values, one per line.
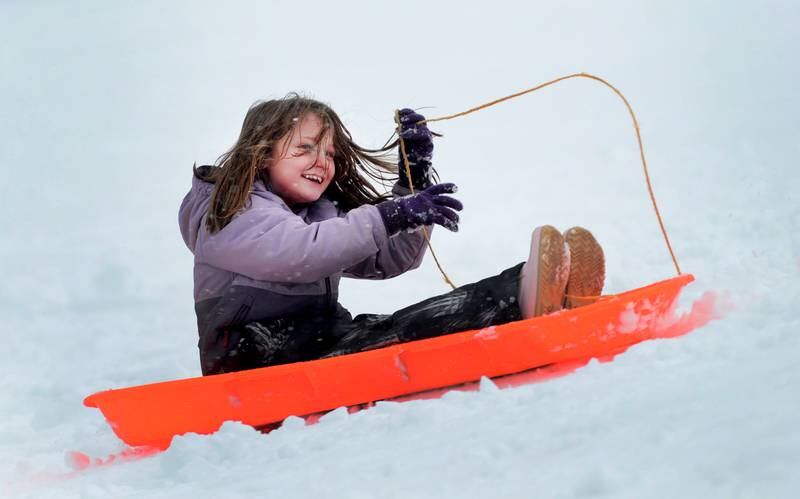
left=302, top=174, right=323, bottom=184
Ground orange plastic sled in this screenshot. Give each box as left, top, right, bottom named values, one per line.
left=84, top=273, right=716, bottom=450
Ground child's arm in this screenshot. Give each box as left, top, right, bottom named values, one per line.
left=341, top=222, right=429, bottom=280
left=342, top=183, right=463, bottom=280
left=196, top=198, right=394, bottom=284
left=340, top=184, right=429, bottom=280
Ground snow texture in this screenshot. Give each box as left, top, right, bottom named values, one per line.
left=1, top=1, right=798, bottom=498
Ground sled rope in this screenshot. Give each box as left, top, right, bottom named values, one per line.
left=396, top=72, right=682, bottom=290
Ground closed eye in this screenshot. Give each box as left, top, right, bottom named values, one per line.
left=292, top=143, right=314, bottom=156
left=294, top=143, right=335, bottom=160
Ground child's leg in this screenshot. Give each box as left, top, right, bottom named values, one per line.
left=213, top=264, right=522, bottom=372
left=322, top=263, right=525, bottom=358
left=211, top=305, right=355, bottom=373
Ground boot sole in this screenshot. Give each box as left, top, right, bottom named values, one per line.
left=563, top=227, right=605, bottom=309
left=529, top=225, right=570, bottom=317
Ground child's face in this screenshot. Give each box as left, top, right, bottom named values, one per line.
left=268, top=113, right=336, bottom=206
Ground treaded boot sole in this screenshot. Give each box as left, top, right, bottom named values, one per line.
left=533, top=225, right=570, bottom=317
left=563, top=227, right=605, bottom=309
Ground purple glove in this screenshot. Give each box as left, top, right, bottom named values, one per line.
left=396, top=108, right=434, bottom=190
left=377, top=183, right=463, bottom=235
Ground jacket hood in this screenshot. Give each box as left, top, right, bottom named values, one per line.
left=178, top=166, right=216, bottom=253
left=178, top=166, right=299, bottom=253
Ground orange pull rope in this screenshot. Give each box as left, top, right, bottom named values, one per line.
left=396, top=72, right=683, bottom=289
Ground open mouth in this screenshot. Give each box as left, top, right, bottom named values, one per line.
left=301, top=173, right=323, bottom=184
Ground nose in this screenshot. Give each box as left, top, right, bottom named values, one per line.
left=313, top=149, right=332, bottom=171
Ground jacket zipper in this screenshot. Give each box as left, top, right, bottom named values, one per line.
left=324, top=277, right=333, bottom=311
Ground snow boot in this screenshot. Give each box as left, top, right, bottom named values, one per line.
left=519, top=225, right=571, bottom=319
left=562, top=227, right=605, bottom=309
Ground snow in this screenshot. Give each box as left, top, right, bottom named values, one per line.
left=2, top=1, right=799, bottom=497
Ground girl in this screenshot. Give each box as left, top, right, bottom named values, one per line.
left=179, top=94, right=605, bottom=375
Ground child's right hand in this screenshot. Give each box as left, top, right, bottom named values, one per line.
left=376, top=183, right=463, bottom=235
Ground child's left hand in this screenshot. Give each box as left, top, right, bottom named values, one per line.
left=396, top=108, right=433, bottom=190
left=377, top=182, right=462, bottom=235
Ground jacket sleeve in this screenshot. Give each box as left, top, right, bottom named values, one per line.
left=195, top=199, right=391, bottom=284
left=341, top=229, right=430, bottom=280
left=342, top=183, right=431, bottom=280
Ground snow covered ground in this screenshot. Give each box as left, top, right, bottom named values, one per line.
left=2, top=1, right=798, bottom=497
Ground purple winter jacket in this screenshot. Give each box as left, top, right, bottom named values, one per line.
left=178, top=169, right=429, bottom=373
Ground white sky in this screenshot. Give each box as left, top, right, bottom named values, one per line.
left=1, top=2, right=798, bottom=497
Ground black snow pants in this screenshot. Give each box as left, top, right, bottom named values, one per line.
left=212, top=263, right=524, bottom=374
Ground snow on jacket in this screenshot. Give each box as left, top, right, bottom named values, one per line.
left=178, top=168, right=429, bottom=373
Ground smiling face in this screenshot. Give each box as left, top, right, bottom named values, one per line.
left=267, top=113, right=336, bottom=206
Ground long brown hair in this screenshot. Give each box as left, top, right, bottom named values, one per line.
left=197, top=94, right=399, bottom=233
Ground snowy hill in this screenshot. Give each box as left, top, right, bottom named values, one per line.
left=1, top=1, right=798, bottom=497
